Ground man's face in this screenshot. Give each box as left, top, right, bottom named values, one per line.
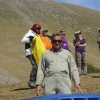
left=52, top=36, right=62, bottom=50
left=61, top=30, right=66, bottom=37
left=43, top=32, right=48, bottom=36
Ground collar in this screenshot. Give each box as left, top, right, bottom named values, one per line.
left=51, top=48, right=63, bottom=52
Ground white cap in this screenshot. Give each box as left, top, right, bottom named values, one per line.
left=74, top=31, right=81, bottom=35
left=98, top=28, right=100, bottom=31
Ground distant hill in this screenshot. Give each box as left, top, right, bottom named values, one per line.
left=0, top=0, right=100, bottom=83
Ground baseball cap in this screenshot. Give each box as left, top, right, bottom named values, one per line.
left=74, top=31, right=81, bottom=35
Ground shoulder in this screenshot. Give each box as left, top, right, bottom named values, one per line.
left=42, top=49, right=53, bottom=59
left=27, top=29, right=36, bottom=35
left=63, top=37, right=67, bottom=40
left=82, top=38, right=85, bottom=40
left=73, top=38, right=77, bottom=41
left=61, top=49, right=71, bottom=55
left=42, top=49, right=51, bottom=55
left=97, top=36, right=100, bottom=38
left=82, top=38, right=86, bottom=41
left=73, top=39, right=77, bottom=42
left=59, top=49, right=73, bottom=59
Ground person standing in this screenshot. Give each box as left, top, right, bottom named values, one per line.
left=21, top=23, right=41, bottom=88
left=60, top=29, right=70, bottom=51
left=42, top=30, right=51, bottom=40
left=41, top=30, right=52, bottom=50
left=73, top=31, right=87, bottom=76
left=36, top=32, right=82, bottom=96
left=97, top=28, right=100, bottom=52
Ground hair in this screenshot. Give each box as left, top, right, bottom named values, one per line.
left=42, top=30, right=48, bottom=35
left=98, top=28, right=100, bottom=32
left=51, top=32, right=63, bottom=40
left=42, top=30, right=48, bottom=33
left=60, top=29, right=65, bottom=32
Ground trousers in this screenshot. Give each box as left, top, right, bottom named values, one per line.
left=27, top=54, right=37, bottom=82
left=44, top=74, right=71, bottom=95
left=75, top=52, right=87, bottom=75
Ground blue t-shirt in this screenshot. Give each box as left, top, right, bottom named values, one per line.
left=73, top=38, right=86, bottom=52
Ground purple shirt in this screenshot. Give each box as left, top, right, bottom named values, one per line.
left=73, top=38, right=86, bottom=52
left=62, top=37, right=69, bottom=50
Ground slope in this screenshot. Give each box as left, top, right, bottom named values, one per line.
left=0, top=0, right=100, bottom=83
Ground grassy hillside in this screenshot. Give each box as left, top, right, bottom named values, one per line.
left=0, top=0, right=100, bottom=83
left=0, top=73, right=100, bottom=100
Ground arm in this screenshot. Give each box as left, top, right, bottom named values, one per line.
left=35, top=52, right=45, bottom=96
left=21, top=29, right=35, bottom=43
left=66, top=39, right=70, bottom=50
left=79, top=43, right=86, bottom=47
left=97, top=36, right=100, bottom=44
left=21, top=35, right=30, bottom=43
left=74, top=42, right=80, bottom=47
left=74, top=39, right=86, bottom=47
left=68, top=53, right=82, bottom=93
left=97, top=41, right=100, bottom=44
left=73, top=39, right=79, bottom=47
left=21, top=35, right=34, bottom=44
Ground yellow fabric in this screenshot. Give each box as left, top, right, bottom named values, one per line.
left=30, top=34, right=46, bottom=66
left=41, top=36, right=52, bottom=50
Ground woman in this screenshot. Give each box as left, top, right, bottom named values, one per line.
left=73, top=31, right=87, bottom=76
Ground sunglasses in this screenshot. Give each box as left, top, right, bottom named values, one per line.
left=52, top=40, right=62, bottom=43
left=63, top=34, right=65, bottom=35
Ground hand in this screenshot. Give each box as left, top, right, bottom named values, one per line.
left=28, top=36, right=34, bottom=42
left=75, top=43, right=79, bottom=47
left=75, top=42, right=80, bottom=47
left=36, top=85, right=42, bottom=96
left=75, top=84, right=82, bottom=94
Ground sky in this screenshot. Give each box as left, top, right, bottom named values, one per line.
left=54, top=0, right=100, bottom=12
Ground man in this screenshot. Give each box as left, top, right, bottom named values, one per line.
left=97, top=28, right=100, bottom=51
left=36, top=32, right=82, bottom=96
left=41, top=30, right=52, bottom=50
left=73, top=31, right=87, bottom=76
left=42, top=30, right=51, bottom=40
left=21, top=23, right=41, bottom=88
left=60, top=29, right=70, bottom=51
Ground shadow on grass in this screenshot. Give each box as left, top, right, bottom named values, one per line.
left=11, top=87, right=35, bottom=91
left=92, top=76, right=100, bottom=78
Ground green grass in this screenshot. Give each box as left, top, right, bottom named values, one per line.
left=87, top=63, right=100, bottom=73
left=0, top=0, right=100, bottom=83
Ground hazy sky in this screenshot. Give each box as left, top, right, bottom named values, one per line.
left=54, top=0, right=100, bottom=12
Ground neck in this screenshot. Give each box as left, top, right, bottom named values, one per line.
left=77, top=37, right=82, bottom=40
left=53, top=48, right=62, bottom=52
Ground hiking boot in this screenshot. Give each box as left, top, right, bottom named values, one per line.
left=28, top=81, right=36, bottom=88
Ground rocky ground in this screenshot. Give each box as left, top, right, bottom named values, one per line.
left=0, top=73, right=100, bottom=100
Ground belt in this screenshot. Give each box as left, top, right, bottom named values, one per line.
left=45, top=71, right=68, bottom=77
